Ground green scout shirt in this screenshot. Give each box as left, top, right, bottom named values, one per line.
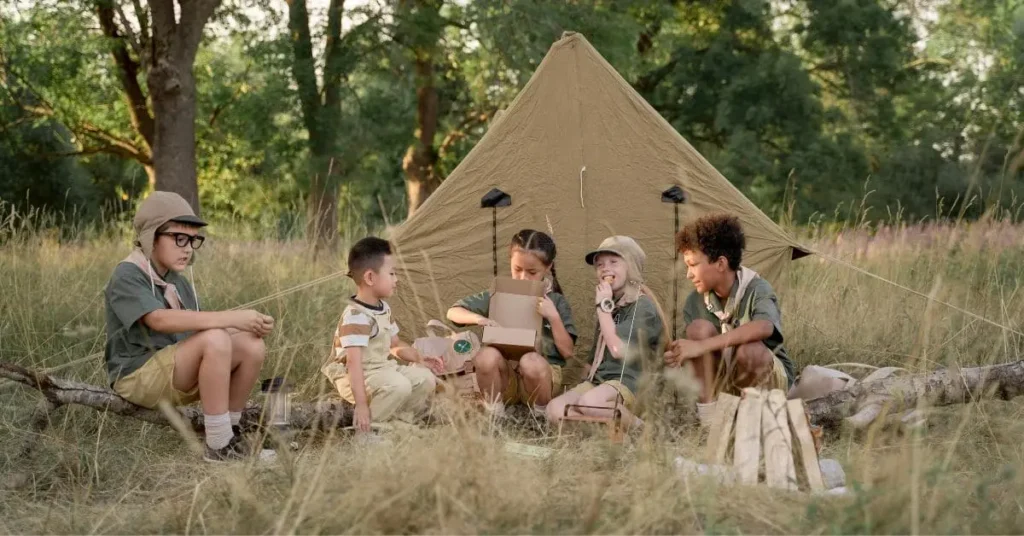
left=681, top=277, right=795, bottom=385
left=104, top=262, right=199, bottom=385
left=587, top=295, right=665, bottom=394
left=452, top=290, right=577, bottom=367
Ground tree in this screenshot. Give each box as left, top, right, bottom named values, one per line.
left=394, top=0, right=445, bottom=217
left=283, top=0, right=383, bottom=250
left=1, top=0, right=223, bottom=213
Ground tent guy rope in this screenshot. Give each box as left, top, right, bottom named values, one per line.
left=810, top=247, right=1024, bottom=338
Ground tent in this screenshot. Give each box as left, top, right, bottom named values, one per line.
left=389, top=32, right=808, bottom=379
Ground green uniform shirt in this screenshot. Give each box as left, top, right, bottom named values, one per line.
left=453, top=290, right=577, bottom=367
left=104, top=262, right=199, bottom=384
left=681, top=277, right=795, bottom=385
left=587, top=295, right=665, bottom=394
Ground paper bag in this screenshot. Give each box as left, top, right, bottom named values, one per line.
left=482, top=276, right=544, bottom=359
left=413, top=319, right=481, bottom=375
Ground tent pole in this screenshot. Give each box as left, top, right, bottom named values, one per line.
left=672, top=204, right=679, bottom=340
left=492, top=207, right=498, bottom=277
left=661, top=185, right=687, bottom=341
left=480, top=188, right=511, bottom=279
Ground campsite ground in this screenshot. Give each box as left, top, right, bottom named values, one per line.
left=2, top=217, right=1024, bottom=534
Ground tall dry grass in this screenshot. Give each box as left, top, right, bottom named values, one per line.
left=2, top=212, right=1024, bottom=534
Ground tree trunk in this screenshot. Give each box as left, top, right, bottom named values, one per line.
left=805, top=360, right=1024, bottom=429
left=306, top=155, right=340, bottom=252
left=403, top=53, right=441, bottom=218
left=286, top=0, right=343, bottom=251
left=145, top=0, right=222, bottom=215
left=148, top=61, right=200, bottom=211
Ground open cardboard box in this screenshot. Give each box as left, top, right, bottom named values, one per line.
left=482, top=276, right=544, bottom=359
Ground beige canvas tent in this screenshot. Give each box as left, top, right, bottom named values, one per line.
left=389, top=32, right=808, bottom=377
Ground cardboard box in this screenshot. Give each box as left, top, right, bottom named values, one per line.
left=482, top=276, right=544, bottom=359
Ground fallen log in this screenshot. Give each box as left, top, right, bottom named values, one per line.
left=0, top=361, right=354, bottom=433
left=805, top=359, right=1024, bottom=429
left=5, top=359, right=1024, bottom=436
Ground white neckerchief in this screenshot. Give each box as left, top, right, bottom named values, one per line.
left=703, top=266, right=759, bottom=362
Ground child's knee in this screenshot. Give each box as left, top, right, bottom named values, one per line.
left=685, top=319, right=717, bottom=341
left=473, top=347, right=505, bottom=371
left=518, top=353, right=549, bottom=382
left=734, top=343, right=771, bottom=374
left=410, top=368, right=437, bottom=392
left=200, top=328, right=232, bottom=352
left=546, top=397, right=567, bottom=422
left=238, top=333, right=266, bottom=364
left=388, top=375, right=414, bottom=399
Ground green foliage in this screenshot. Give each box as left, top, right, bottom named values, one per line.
left=1, top=0, right=1021, bottom=229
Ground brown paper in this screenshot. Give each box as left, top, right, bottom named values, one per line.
left=482, top=276, right=544, bottom=359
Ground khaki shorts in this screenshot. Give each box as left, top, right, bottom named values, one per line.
left=113, top=344, right=200, bottom=409
left=714, top=353, right=790, bottom=397
left=503, top=361, right=562, bottom=405
left=570, top=379, right=636, bottom=413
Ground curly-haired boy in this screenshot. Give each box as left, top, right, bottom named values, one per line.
left=663, top=214, right=795, bottom=426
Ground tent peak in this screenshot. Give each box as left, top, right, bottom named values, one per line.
left=559, top=30, right=580, bottom=42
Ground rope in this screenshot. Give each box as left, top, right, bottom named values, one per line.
left=20, top=268, right=351, bottom=376
left=811, top=248, right=1024, bottom=338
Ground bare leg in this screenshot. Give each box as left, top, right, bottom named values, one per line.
left=576, top=383, right=641, bottom=427
left=685, top=319, right=721, bottom=403
left=546, top=389, right=583, bottom=423
left=228, top=331, right=266, bottom=413
left=516, top=352, right=554, bottom=405
left=731, top=342, right=773, bottom=389
left=172, top=329, right=233, bottom=415
left=473, top=347, right=510, bottom=403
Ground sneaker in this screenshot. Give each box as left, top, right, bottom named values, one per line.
left=203, top=435, right=248, bottom=463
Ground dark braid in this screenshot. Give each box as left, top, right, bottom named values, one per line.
left=510, top=229, right=563, bottom=295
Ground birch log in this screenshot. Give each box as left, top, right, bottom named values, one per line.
left=0, top=362, right=353, bottom=432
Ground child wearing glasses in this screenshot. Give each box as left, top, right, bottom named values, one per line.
left=103, top=191, right=273, bottom=462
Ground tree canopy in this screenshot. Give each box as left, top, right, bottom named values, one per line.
left=2, top=0, right=1022, bottom=233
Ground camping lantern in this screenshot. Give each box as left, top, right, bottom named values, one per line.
left=480, top=188, right=512, bottom=277
left=260, top=377, right=292, bottom=430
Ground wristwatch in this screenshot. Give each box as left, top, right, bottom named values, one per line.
left=597, top=297, right=615, bottom=314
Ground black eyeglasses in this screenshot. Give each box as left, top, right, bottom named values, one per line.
left=157, top=232, right=205, bottom=250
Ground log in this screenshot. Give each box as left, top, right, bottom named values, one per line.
left=805, top=359, right=1024, bottom=429
left=6, top=358, right=1024, bottom=435
left=0, top=362, right=353, bottom=433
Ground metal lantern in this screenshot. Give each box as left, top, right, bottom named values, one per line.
left=260, top=377, right=293, bottom=430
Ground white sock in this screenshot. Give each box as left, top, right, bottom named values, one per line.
left=485, top=399, right=506, bottom=417
left=696, top=401, right=718, bottom=427
left=204, top=413, right=233, bottom=450
left=230, top=411, right=242, bottom=427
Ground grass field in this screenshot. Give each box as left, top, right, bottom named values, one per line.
left=2, top=216, right=1024, bottom=534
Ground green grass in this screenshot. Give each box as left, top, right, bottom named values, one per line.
left=3, top=217, right=1024, bottom=534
